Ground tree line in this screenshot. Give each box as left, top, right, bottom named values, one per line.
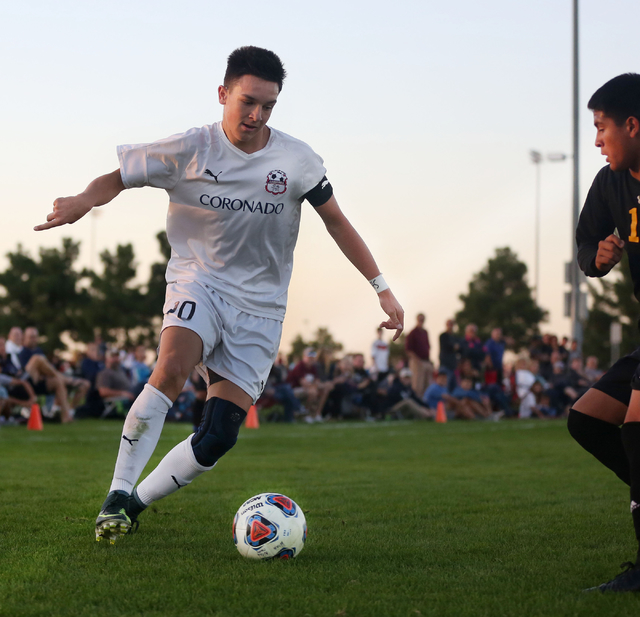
left=0, top=236, right=634, bottom=366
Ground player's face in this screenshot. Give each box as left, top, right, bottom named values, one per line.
left=219, top=75, right=280, bottom=154
left=593, top=111, right=640, bottom=172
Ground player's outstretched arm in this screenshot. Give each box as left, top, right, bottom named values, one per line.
left=315, top=196, right=404, bottom=340
left=34, top=169, right=125, bottom=231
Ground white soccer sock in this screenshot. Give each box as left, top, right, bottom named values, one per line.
left=109, top=384, right=172, bottom=494
left=135, top=435, right=214, bottom=506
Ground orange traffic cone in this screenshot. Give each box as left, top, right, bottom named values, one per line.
left=245, top=405, right=260, bottom=429
left=435, top=401, right=447, bottom=423
left=27, top=403, right=44, bottom=431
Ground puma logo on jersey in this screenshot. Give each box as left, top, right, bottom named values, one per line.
left=122, top=435, right=139, bottom=445
left=205, top=169, right=222, bottom=183
left=321, top=179, right=329, bottom=189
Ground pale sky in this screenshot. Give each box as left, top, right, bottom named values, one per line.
left=1, top=0, right=638, bottom=360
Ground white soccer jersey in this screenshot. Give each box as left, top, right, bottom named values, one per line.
left=371, top=339, right=389, bottom=372
left=117, top=122, right=326, bottom=321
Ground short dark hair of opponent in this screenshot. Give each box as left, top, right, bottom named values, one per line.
left=588, top=73, right=640, bottom=126
left=224, top=46, right=286, bottom=92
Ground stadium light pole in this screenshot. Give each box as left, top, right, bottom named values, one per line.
left=570, top=0, right=583, bottom=349
left=529, top=150, right=569, bottom=302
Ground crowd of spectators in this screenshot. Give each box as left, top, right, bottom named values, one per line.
left=0, top=319, right=607, bottom=427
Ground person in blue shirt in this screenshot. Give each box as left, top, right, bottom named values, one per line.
left=423, top=371, right=476, bottom=420
left=452, top=377, right=493, bottom=419
left=483, top=327, right=506, bottom=385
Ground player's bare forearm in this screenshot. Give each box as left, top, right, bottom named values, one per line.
left=315, top=197, right=404, bottom=339
left=34, top=169, right=125, bottom=231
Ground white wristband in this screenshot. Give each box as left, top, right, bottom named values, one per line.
left=369, top=274, right=389, bottom=294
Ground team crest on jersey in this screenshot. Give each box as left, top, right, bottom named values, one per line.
left=265, top=170, right=287, bottom=195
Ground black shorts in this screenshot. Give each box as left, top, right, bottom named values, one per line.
left=591, top=346, right=640, bottom=405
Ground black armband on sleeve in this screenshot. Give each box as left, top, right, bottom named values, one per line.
left=303, top=176, right=333, bottom=207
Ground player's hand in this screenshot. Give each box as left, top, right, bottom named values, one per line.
left=34, top=194, right=93, bottom=231
left=595, top=234, right=624, bottom=272
left=378, top=289, right=404, bottom=341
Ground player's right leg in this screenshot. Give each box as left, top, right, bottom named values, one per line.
left=96, top=326, right=202, bottom=543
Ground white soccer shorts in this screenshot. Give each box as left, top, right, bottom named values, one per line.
left=161, top=281, right=282, bottom=403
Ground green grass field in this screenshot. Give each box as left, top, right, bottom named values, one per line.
left=1, top=418, right=640, bottom=617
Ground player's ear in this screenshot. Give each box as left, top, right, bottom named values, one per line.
left=626, top=116, right=640, bottom=139
left=218, top=85, right=228, bottom=105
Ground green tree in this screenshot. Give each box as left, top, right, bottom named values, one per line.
left=0, top=239, right=92, bottom=352
left=287, top=327, right=344, bottom=364
left=143, top=231, right=171, bottom=327
left=455, top=247, right=547, bottom=348
left=583, top=252, right=640, bottom=368
left=87, top=243, right=148, bottom=345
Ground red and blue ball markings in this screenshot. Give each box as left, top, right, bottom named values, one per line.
left=274, top=548, right=296, bottom=560
left=267, top=493, right=297, bottom=516
left=246, top=514, right=278, bottom=547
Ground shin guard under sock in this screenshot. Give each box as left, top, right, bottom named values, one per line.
left=135, top=435, right=213, bottom=506
left=568, top=409, right=630, bottom=485
left=109, top=384, right=172, bottom=494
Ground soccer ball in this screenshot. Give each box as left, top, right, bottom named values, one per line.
left=233, top=493, right=307, bottom=560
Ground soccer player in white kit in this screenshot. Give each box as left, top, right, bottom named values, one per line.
left=35, top=46, right=404, bottom=544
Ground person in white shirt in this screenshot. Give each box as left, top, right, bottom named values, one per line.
left=35, top=46, right=404, bottom=544
left=371, top=327, right=390, bottom=381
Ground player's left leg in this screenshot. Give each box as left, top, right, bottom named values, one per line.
left=129, top=378, right=250, bottom=516
left=592, top=370, right=640, bottom=591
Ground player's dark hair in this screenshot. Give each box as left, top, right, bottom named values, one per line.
left=224, top=46, right=286, bottom=92
left=588, top=73, right=640, bottom=126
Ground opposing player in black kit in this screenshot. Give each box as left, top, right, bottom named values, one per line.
left=35, top=47, right=404, bottom=544
left=569, top=73, right=640, bottom=592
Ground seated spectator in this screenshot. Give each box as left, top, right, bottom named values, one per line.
left=459, top=324, right=485, bottom=374
left=96, top=348, right=144, bottom=414
left=547, top=361, right=574, bottom=416
left=286, top=348, right=331, bottom=422
left=451, top=377, right=493, bottom=419
left=80, top=342, right=104, bottom=386
left=483, top=327, right=505, bottom=385
left=130, top=345, right=153, bottom=387
left=350, top=353, right=379, bottom=419
left=457, top=357, right=481, bottom=387
left=0, top=337, right=37, bottom=411
left=75, top=342, right=107, bottom=418
left=584, top=355, right=604, bottom=383
left=536, top=333, right=554, bottom=381
left=566, top=356, right=591, bottom=400
left=384, top=368, right=434, bottom=420
left=519, top=381, right=555, bottom=419
left=260, top=362, right=301, bottom=423
left=5, top=327, right=76, bottom=423
left=422, top=370, right=476, bottom=420
left=323, top=355, right=356, bottom=419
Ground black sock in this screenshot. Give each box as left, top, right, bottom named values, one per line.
left=568, top=409, right=630, bottom=485
left=620, top=422, right=640, bottom=563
